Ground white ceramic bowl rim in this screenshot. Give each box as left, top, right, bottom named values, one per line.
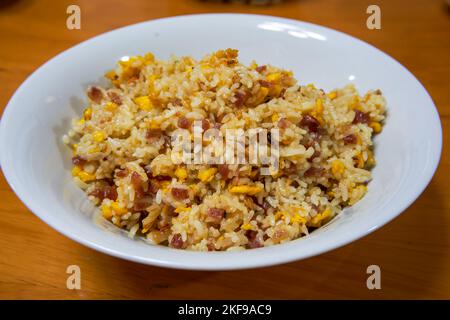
left=0, top=14, right=442, bottom=270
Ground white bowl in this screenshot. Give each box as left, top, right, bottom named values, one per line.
left=0, top=14, right=442, bottom=270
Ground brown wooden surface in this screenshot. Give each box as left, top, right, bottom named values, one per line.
left=0, top=0, right=449, bottom=299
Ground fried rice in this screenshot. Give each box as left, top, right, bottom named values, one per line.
left=62, top=49, right=386, bottom=251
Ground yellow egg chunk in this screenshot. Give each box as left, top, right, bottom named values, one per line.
left=92, top=131, right=106, bottom=142
left=369, top=121, right=382, bottom=134
left=229, top=185, right=263, bottom=195
left=328, top=91, right=337, bottom=100
left=349, top=185, right=368, bottom=205
left=175, top=167, right=188, bottom=181
left=104, top=102, right=117, bottom=112
left=174, top=206, right=191, bottom=213
left=354, top=152, right=365, bottom=168
left=77, top=171, right=96, bottom=182
left=274, top=211, right=285, bottom=221
left=83, top=107, right=92, bottom=120
left=71, top=165, right=96, bottom=182
left=315, top=98, right=323, bottom=113
left=266, top=72, right=281, bottom=82
left=198, top=168, right=217, bottom=183
left=253, top=87, right=269, bottom=105
left=331, top=160, right=345, bottom=177
left=271, top=113, right=279, bottom=122
left=310, top=208, right=331, bottom=227
left=241, top=223, right=254, bottom=231
left=291, top=214, right=307, bottom=224
left=134, top=96, right=153, bottom=111
left=71, top=166, right=82, bottom=176
left=111, top=201, right=127, bottom=215
left=144, top=52, right=154, bottom=65
left=101, top=204, right=112, bottom=219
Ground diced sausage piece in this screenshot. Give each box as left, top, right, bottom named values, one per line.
left=246, top=230, right=257, bottom=240
left=177, top=117, right=191, bottom=129
left=165, top=206, right=176, bottom=216
left=107, top=91, right=122, bottom=105
left=304, top=167, right=324, bottom=178
left=201, top=119, right=210, bottom=131
left=246, top=230, right=263, bottom=249
left=170, top=233, right=185, bottom=249
left=255, top=65, right=267, bottom=73
left=115, top=169, right=129, bottom=178
left=207, top=242, right=216, bottom=251
left=300, top=115, right=320, bottom=133
left=159, top=224, right=171, bottom=232
left=216, top=112, right=225, bottom=124
left=343, top=134, right=357, bottom=145
left=103, top=178, right=114, bottom=186
left=154, top=175, right=172, bottom=181
left=262, top=200, right=272, bottom=212
left=87, top=86, right=103, bottom=104
left=278, top=118, right=290, bottom=129
left=88, top=188, right=103, bottom=199
left=244, top=197, right=256, bottom=210
left=72, top=155, right=86, bottom=166
left=218, top=164, right=230, bottom=180
left=206, top=208, right=225, bottom=224
left=147, top=180, right=159, bottom=194
left=285, top=164, right=299, bottom=174
left=247, top=239, right=263, bottom=249
left=170, top=98, right=183, bottom=106
left=258, top=80, right=272, bottom=88
left=353, top=110, right=370, bottom=124
left=143, top=166, right=153, bottom=179
left=146, top=129, right=162, bottom=143
left=133, top=198, right=151, bottom=211
left=308, top=149, right=321, bottom=163
left=290, top=180, right=300, bottom=188
left=130, top=172, right=142, bottom=188
left=89, top=185, right=117, bottom=201
left=130, top=172, right=146, bottom=199
left=135, top=187, right=146, bottom=200
left=171, top=187, right=189, bottom=200
left=104, top=185, right=118, bottom=200
left=233, top=91, right=247, bottom=107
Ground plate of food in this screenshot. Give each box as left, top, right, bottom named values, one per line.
left=0, top=14, right=441, bottom=270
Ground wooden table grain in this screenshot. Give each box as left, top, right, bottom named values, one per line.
left=0, top=0, right=449, bottom=299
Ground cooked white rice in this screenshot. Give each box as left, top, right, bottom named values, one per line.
left=63, top=49, right=386, bottom=251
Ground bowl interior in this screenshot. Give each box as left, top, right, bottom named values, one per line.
left=0, top=14, right=441, bottom=270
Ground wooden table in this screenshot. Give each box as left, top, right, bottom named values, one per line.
left=1, top=0, right=449, bottom=299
